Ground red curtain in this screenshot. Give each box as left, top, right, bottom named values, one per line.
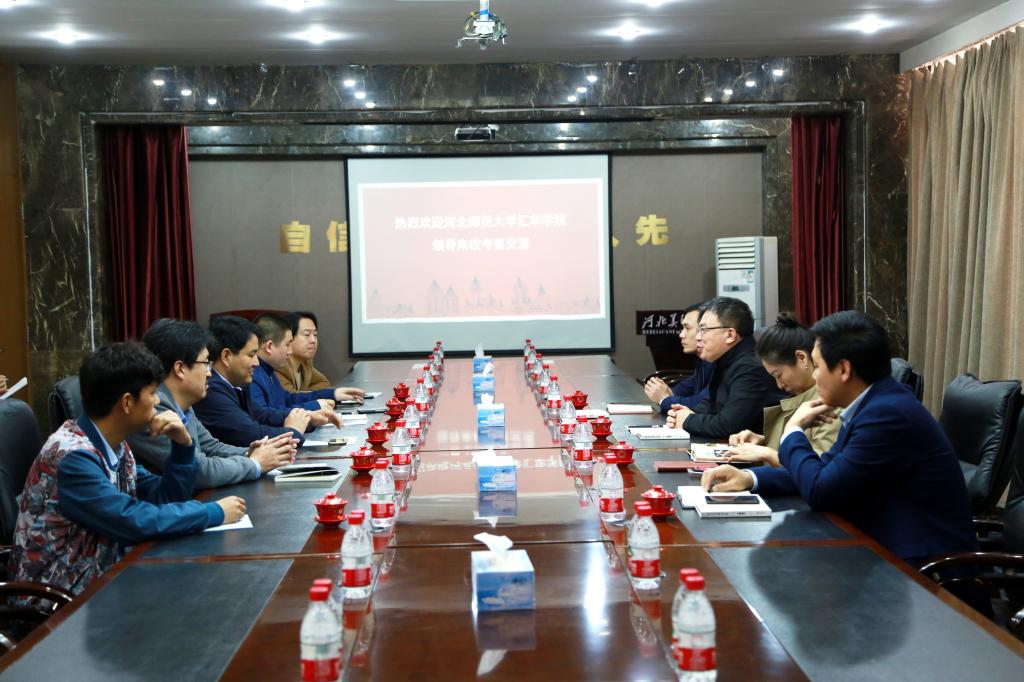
left=791, top=115, right=845, bottom=325
left=103, top=126, right=197, bottom=340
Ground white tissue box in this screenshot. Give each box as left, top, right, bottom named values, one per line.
left=476, top=454, right=516, bottom=491
left=471, top=549, right=535, bottom=612
left=473, top=356, right=494, bottom=374
left=476, top=400, right=505, bottom=427
left=473, top=374, right=496, bottom=397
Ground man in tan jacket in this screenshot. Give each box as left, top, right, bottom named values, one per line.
left=275, top=311, right=363, bottom=403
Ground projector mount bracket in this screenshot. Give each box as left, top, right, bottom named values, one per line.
left=456, top=0, right=508, bottom=50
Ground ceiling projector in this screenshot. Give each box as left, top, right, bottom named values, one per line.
left=457, top=0, right=508, bottom=50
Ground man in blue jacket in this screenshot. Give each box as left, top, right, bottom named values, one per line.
left=643, top=303, right=714, bottom=414
left=193, top=316, right=312, bottom=447
left=701, top=310, right=979, bottom=567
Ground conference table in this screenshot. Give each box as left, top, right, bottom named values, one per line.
left=2, top=356, right=1024, bottom=680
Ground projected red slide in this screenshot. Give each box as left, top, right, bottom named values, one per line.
left=357, top=179, right=606, bottom=322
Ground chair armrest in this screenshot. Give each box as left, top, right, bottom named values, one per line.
left=641, top=370, right=695, bottom=386
left=973, top=518, right=1003, bottom=533
left=0, top=581, right=74, bottom=608
left=920, top=551, right=1024, bottom=574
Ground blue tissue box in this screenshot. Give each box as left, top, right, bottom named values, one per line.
left=476, top=454, right=516, bottom=491
left=477, top=425, right=507, bottom=447
left=473, top=374, right=496, bottom=397
left=473, top=356, right=494, bottom=374
left=476, top=400, right=505, bottom=427
left=471, top=550, right=535, bottom=612
left=478, top=490, right=518, bottom=517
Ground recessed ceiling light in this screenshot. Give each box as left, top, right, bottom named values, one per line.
left=558, top=143, right=567, bottom=150
left=586, top=74, right=598, bottom=83
left=772, top=68, right=785, bottom=77
left=296, top=27, right=337, bottom=45
left=355, top=90, right=367, bottom=100
left=576, top=86, right=587, bottom=94
left=180, top=88, right=193, bottom=97
left=152, top=79, right=166, bottom=87
left=45, top=27, right=82, bottom=45
left=271, top=0, right=310, bottom=12
left=579, top=110, right=586, bottom=116
left=343, top=78, right=356, bottom=87
left=559, top=123, right=570, bottom=131
left=849, top=15, right=889, bottom=34
left=745, top=79, right=756, bottom=88
left=207, top=97, right=218, bottom=105
left=567, top=95, right=578, bottom=103
left=703, top=96, right=713, bottom=103
left=365, top=101, right=376, bottom=109
left=0, top=0, right=20, bottom=10
left=723, top=88, right=734, bottom=96
left=611, top=24, right=645, bottom=41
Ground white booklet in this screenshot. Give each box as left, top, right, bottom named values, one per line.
left=630, top=427, right=690, bottom=441
left=689, top=443, right=731, bottom=462
left=606, top=403, right=654, bottom=415
left=270, top=462, right=343, bottom=483
left=203, top=514, right=253, bottom=532
left=678, top=486, right=771, bottom=518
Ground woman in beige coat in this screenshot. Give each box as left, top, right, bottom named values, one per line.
left=725, top=313, right=841, bottom=466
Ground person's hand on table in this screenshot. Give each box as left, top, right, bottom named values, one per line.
left=0, top=375, right=7, bottom=394
left=728, top=429, right=765, bottom=446
left=644, top=377, right=672, bottom=404
left=666, top=405, right=693, bottom=429
left=785, top=399, right=837, bottom=432
left=249, top=434, right=298, bottom=472
left=309, top=406, right=342, bottom=428
left=149, top=411, right=192, bottom=447
left=317, top=398, right=336, bottom=411
left=215, top=496, right=247, bottom=524
left=726, top=443, right=780, bottom=467
left=284, top=408, right=311, bottom=433
left=701, top=464, right=755, bottom=493
left=334, top=387, right=364, bottom=404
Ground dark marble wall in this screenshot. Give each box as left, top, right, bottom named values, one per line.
left=16, top=55, right=908, bottom=418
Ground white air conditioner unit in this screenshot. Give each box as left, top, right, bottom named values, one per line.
left=715, top=236, right=778, bottom=330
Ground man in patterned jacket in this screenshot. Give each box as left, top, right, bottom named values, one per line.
left=9, top=343, right=247, bottom=596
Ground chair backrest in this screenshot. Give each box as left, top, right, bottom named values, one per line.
left=47, top=375, right=83, bottom=433
left=939, top=373, right=1023, bottom=514
left=0, top=399, right=42, bottom=542
left=891, top=358, right=924, bottom=401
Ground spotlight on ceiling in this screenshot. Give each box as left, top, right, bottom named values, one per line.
left=180, top=88, right=193, bottom=97
left=152, top=79, right=166, bottom=87
left=567, top=95, right=578, bottom=103
left=745, top=79, right=756, bottom=87
left=207, top=97, right=218, bottom=105
left=849, top=15, right=889, bottom=34
left=586, top=74, right=598, bottom=83
left=343, top=78, right=356, bottom=87
left=45, top=27, right=82, bottom=45
left=612, top=24, right=645, bottom=41
left=772, top=68, right=785, bottom=77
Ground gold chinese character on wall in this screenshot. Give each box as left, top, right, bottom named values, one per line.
left=327, top=220, right=348, bottom=253
left=635, top=214, right=669, bottom=246
left=280, top=220, right=311, bottom=254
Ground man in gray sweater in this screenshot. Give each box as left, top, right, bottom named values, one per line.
left=128, top=319, right=296, bottom=489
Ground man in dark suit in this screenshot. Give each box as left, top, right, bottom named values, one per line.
left=702, top=310, right=979, bottom=566
left=643, top=303, right=715, bottom=415
left=667, top=297, right=785, bottom=438
left=193, top=316, right=311, bottom=447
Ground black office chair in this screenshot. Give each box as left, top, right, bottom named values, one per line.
left=891, top=358, right=924, bottom=402
left=47, top=375, right=83, bottom=433
left=0, top=399, right=73, bottom=652
left=938, top=374, right=1023, bottom=515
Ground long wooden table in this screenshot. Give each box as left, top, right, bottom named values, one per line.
left=2, top=356, right=1023, bottom=680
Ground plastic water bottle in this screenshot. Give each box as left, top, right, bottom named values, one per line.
left=559, top=401, right=577, bottom=439
left=390, top=420, right=412, bottom=475
left=414, top=378, right=430, bottom=417
left=598, top=454, right=626, bottom=524
left=402, top=398, right=421, bottom=444
left=676, top=574, right=716, bottom=680
left=671, top=568, right=702, bottom=664
left=300, top=583, right=342, bottom=682
left=523, top=338, right=532, bottom=359
left=369, top=458, right=396, bottom=531
left=525, top=347, right=537, bottom=376
left=546, top=375, right=562, bottom=410
left=536, top=363, right=551, bottom=396
left=422, top=365, right=435, bottom=397
left=341, top=510, right=373, bottom=601
left=435, top=340, right=444, bottom=361
left=628, top=501, right=661, bottom=591
left=531, top=353, right=544, bottom=385
left=572, top=416, right=593, bottom=463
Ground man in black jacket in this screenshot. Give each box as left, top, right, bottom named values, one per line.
left=667, top=297, right=785, bottom=439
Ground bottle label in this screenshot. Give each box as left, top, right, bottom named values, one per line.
left=547, top=398, right=562, bottom=409
left=371, top=501, right=395, bottom=518
left=301, top=653, right=341, bottom=682
left=393, top=452, right=411, bottom=466
left=416, top=401, right=429, bottom=411
left=574, top=447, right=593, bottom=461
left=342, top=566, right=372, bottom=587
left=600, top=496, right=624, bottom=513
left=628, top=557, right=660, bottom=578
left=407, top=426, right=421, bottom=437
left=679, top=646, right=716, bottom=671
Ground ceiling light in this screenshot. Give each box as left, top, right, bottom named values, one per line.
left=558, top=143, right=567, bottom=150
left=849, top=15, right=889, bottom=34
left=566, top=95, right=578, bottom=103
left=180, top=88, right=193, bottom=97
left=576, top=86, right=587, bottom=94
left=272, top=0, right=310, bottom=12
left=365, top=101, right=376, bottom=109
left=643, top=0, right=667, bottom=6
left=772, top=68, right=785, bottom=77
left=612, top=24, right=645, bottom=41
left=152, top=79, right=166, bottom=87
left=45, top=27, right=82, bottom=45
left=0, top=0, right=20, bottom=9
left=703, top=96, right=713, bottom=103
left=723, top=88, right=733, bottom=96
left=207, top=97, right=218, bottom=105
left=745, top=79, right=756, bottom=88
left=343, top=78, right=356, bottom=87
left=559, top=123, right=570, bottom=131
left=586, top=74, right=598, bottom=83
left=355, top=90, right=367, bottom=100
left=296, top=27, right=336, bottom=45
left=579, top=110, right=586, bottom=116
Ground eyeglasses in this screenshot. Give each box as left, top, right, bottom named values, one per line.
left=195, top=360, right=213, bottom=371
left=696, top=325, right=730, bottom=336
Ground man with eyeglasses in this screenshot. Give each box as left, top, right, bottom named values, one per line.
left=128, top=319, right=298, bottom=489
left=667, top=297, right=785, bottom=438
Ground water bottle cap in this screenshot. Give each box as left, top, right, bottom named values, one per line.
left=309, top=584, right=331, bottom=601
left=525, top=338, right=531, bottom=343
left=542, top=362, right=550, bottom=368
left=423, top=364, right=429, bottom=370
left=374, top=458, right=389, bottom=469
left=679, top=568, right=700, bottom=581
left=536, top=352, right=543, bottom=358
left=683, top=575, right=705, bottom=591
left=436, top=340, right=442, bottom=345
left=417, top=377, right=424, bottom=383
left=348, top=509, right=365, bottom=525
left=634, top=500, right=653, bottom=516
left=577, top=416, right=588, bottom=422
left=312, top=578, right=333, bottom=595
left=395, top=419, right=406, bottom=427
left=406, top=397, right=415, bottom=404
left=550, top=375, right=558, bottom=381
left=605, top=453, right=617, bottom=464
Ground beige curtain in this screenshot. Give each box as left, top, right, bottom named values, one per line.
left=909, top=27, right=1024, bottom=413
